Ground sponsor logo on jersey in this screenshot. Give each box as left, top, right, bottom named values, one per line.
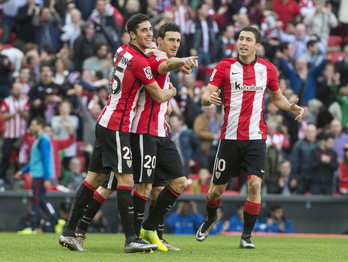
left=210, top=69, right=217, bottom=81
left=234, top=81, right=263, bottom=91
left=144, top=66, right=153, bottom=79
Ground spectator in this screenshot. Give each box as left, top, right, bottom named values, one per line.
left=277, top=51, right=328, bottom=105
left=189, top=2, right=218, bottom=79
left=15, top=67, right=32, bottom=96
left=165, top=201, right=204, bottom=234
left=0, top=83, right=30, bottom=186
left=43, top=123, right=75, bottom=183
left=0, top=40, right=25, bottom=74
left=310, top=133, right=338, bottom=195
left=25, top=48, right=41, bottom=87
left=193, top=104, right=221, bottom=172
left=228, top=203, right=244, bottom=232
left=316, top=63, right=336, bottom=108
left=190, top=168, right=212, bottom=194
left=33, top=5, right=63, bottom=53
left=334, top=44, right=348, bottom=88
left=0, top=49, right=12, bottom=101
left=53, top=57, right=72, bottom=88
left=169, top=114, right=201, bottom=176
left=277, top=23, right=311, bottom=60
left=338, top=144, right=348, bottom=194
left=1, top=0, right=26, bottom=44
left=14, top=0, right=40, bottom=43
left=307, top=98, right=333, bottom=134
left=274, top=42, right=295, bottom=69
left=300, top=39, right=325, bottom=68
left=265, top=118, right=290, bottom=183
left=73, top=22, right=97, bottom=73
left=60, top=8, right=83, bottom=49
left=303, top=0, right=339, bottom=47
left=291, top=123, right=321, bottom=193
left=272, top=0, right=301, bottom=31
left=28, top=64, right=66, bottom=120
left=51, top=100, right=79, bottom=172
left=82, top=43, right=112, bottom=81
left=329, top=119, right=348, bottom=163
left=213, top=23, right=236, bottom=63
left=267, top=160, right=300, bottom=195
left=228, top=203, right=264, bottom=233
left=88, top=0, right=121, bottom=51
left=63, top=157, right=86, bottom=191
left=264, top=205, right=296, bottom=233
left=179, top=72, right=204, bottom=129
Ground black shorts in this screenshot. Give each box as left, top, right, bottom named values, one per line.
left=130, top=134, right=184, bottom=184
left=212, top=139, right=266, bottom=185
left=88, top=124, right=133, bottom=175
left=101, top=171, right=118, bottom=190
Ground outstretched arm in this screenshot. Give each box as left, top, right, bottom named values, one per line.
left=269, top=89, right=304, bottom=120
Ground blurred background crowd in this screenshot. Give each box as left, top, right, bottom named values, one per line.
left=0, top=0, right=348, bottom=200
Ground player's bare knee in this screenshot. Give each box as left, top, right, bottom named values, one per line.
left=135, top=183, right=152, bottom=197
left=169, top=176, right=187, bottom=193
left=248, top=178, right=262, bottom=195
left=208, top=185, right=224, bottom=201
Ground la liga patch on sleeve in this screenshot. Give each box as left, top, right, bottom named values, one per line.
left=143, top=66, right=153, bottom=79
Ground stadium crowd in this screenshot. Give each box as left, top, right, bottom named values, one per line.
left=0, top=0, right=348, bottom=198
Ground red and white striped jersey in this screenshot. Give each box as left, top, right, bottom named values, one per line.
left=0, top=96, right=30, bottom=138
left=266, top=131, right=290, bottom=148
left=209, top=56, right=279, bottom=140
left=97, top=44, right=156, bottom=132
left=131, top=56, right=169, bottom=137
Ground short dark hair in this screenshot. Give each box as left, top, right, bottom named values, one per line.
left=32, top=116, right=46, bottom=126
left=278, top=42, right=290, bottom=53
left=126, top=13, right=150, bottom=34
left=321, top=132, right=334, bottom=141
left=157, top=23, right=181, bottom=39
left=306, top=39, right=317, bottom=48
left=271, top=204, right=282, bottom=212
left=240, top=26, right=262, bottom=44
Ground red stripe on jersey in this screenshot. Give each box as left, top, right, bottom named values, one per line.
left=97, top=44, right=156, bottom=132
left=131, top=56, right=169, bottom=137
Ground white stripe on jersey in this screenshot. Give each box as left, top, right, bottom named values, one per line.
left=99, top=51, right=133, bottom=128
left=131, top=90, right=146, bottom=133
left=139, top=134, right=144, bottom=183
left=226, top=63, right=243, bottom=140
left=116, top=131, right=122, bottom=173
left=249, top=62, right=267, bottom=140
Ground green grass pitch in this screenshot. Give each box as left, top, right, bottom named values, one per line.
left=0, top=233, right=347, bottom=262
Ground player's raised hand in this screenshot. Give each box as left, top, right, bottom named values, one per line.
left=290, top=97, right=304, bottom=120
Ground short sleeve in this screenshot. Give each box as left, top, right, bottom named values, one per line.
left=147, top=56, right=167, bottom=75
left=132, top=56, right=156, bottom=86
left=267, top=63, right=280, bottom=91
left=209, top=61, right=226, bottom=88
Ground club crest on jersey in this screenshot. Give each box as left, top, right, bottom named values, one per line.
left=127, top=160, right=132, bottom=168
left=210, top=69, right=217, bottom=81
left=143, top=66, right=153, bottom=79
left=215, top=171, right=221, bottom=179
left=258, top=70, right=264, bottom=78
left=147, top=169, right=152, bottom=177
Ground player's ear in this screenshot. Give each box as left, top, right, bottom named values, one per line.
left=129, top=31, right=136, bottom=41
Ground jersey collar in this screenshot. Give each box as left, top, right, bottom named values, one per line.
left=237, top=55, right=258, bottom=65
left=128, top=43, right=148, bottom=58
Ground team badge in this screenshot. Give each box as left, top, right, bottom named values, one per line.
left=258, top=70, right=264, bottom=78
left=143, top=66, right=153, bottom=79
left=147, top=169, right=152, bottom=177
left=127, top=160, right=132, bottom=168
left=210, top=69, right=217, bottom=81
left=215, top=171, right=221, bottom=179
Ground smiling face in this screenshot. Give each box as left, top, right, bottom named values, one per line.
left=130, top=20, right=154, bottom=52
left=158, top=31, right=181, bottom=58
left=237, top=30, right=260, bottom=63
